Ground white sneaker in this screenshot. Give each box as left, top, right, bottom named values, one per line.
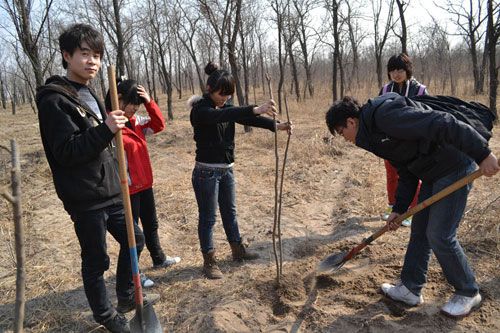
left=401, top=217, right=412, bottom=227
left=153, top=256, right=181, bottom=269
left=381, top=282, right=423, bottom=306
left=441, top=293, right=482, bottom=317
left=140, top=273, right=155, bottom=288
left=382, top=205, right=393, bottom=221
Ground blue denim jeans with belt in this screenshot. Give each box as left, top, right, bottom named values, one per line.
left=192, top=164, right=242, bottom=253
left=401, top=157, right=479, bottom=297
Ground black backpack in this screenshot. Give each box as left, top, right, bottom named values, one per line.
left=410, top=95, right=496, bottom=142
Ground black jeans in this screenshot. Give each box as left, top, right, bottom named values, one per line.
left=71, top=204, right=145, bottom=323
left=130, top=188, right=166, bottom=265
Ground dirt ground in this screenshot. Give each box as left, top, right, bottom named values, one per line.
left=0, top=92, right=499, bottom=332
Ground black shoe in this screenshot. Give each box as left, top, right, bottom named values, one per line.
left=116, top=293, right=160, bottom=314
left=102, top=312, right=130, bottom=333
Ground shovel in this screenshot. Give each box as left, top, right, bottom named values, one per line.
left=317, top=167, right=487, bottom=274
left=107, top=66, right=163, bottom=332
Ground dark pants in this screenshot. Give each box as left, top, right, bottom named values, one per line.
left=130, top=188, right=166, bottom=265
left=71, top=204, right=145, bottom=323
left=401, top=158, right=479, bottom=297
left=192, top=164, right=241, bottom=253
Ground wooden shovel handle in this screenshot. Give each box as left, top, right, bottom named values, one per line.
left=344, top=167, right=487, bottom=262
left=107, top=66, right=144, bottom=305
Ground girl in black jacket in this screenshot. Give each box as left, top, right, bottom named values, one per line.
left=189, top=62, right=292, bottom=279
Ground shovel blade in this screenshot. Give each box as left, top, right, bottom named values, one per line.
left=317, top=251, right=348, bottom=274
left=130, top=303, right=163, bottom=333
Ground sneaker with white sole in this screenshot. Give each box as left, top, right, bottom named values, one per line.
left=441, top=293, right=482, bottom=317
left=401, top=217, right=412, bottom=227
left=153, top=256, right=181, bottom=269
left=140, top=273, right=154, bottom=288
left=382, top=205, right=393, bottom=221
left=381, top=281, right=424, bottom=306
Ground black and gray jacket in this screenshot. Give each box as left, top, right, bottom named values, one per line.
left=356, top=93, right=490, bottom=213
left=189, top=94, right=276, bottom=164
left=379, top=78, right=428, bottom=97
left=36, top=75, right=122, bottom=213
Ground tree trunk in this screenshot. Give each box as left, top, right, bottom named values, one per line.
left=166, top=42, right=174, bottom=120
left=487, top=0, right=498, bottom=119
left=478, top=35, right=488, bottom=94
left=288, top=46, right=300, bottom=102
left=1, top=75, right=6, bottom=109
left=332, top=1, right=339, bottom=101
left=112, top=0, right=126, bottom=77
left=227, top=0, right=245, bottom=107
left=151, top=44, right=158, bottom=102
left=258, top=34, right=266, bottom=97
left=10, top=140, right=25, bottom=333
left=395, top=0, right=407, bottom=54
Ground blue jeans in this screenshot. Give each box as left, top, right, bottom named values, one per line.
left=71, top=204, right=145, bottom=323
left=192, top=164, right=241, bottom=253
left=401, top=158, right=479, bottom=297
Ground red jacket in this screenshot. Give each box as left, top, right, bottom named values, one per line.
left=122, top=100, right=165, bottom=195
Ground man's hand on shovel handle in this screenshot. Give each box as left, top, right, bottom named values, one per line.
left=479, top=153, right=499, bottom=177
left=105, top=110, right=127, bottom=133
left=386, top=212, right=402, bottom=231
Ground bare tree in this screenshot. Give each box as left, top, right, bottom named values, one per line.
left=487, top=0, right=499, bottom=118
left=284, top=5, right=301, bottom=101
left=323, top=0, right=343, bottom=100
left=270, top=0, right=289, bottom=114
left=0, top=70, right=6, bottom=109
left=394, top=0, right=408, bottom=54
left=173, top=0, right=205, bottom=93
left=0, top=0, right=54, bottom=88
left=226, top=0, right=245, bottom=106
left=343, top=1, right=367, bottom=90
left=198, top=0, right=232, bottom=65
left=293, top=0, right=318, bottom=99
left=441, top=0, right=488, bottom=94
left=372, top=0, right=395, bottom=87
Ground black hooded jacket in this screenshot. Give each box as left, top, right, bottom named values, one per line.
left=189, top=94, right=276, bottom=164
left=36, top=76, right=122, bottom=213
left=356, top=93, right=491, bottom=213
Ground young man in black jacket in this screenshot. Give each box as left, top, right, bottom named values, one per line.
left=36, top=24, right=158, bottom=332
left=325, top=93, right=499, bottom=317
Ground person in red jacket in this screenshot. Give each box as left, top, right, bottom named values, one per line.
left=378, top=53, right=428, bottom=227
left=105, top=80, right=180, bottom=287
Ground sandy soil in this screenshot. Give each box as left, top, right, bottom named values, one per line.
left=0, top=94, right=499, bottom=332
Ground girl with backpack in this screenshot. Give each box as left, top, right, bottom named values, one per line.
left=379, top=53, right=428, bottom=227
left=189, top=62, right=292, bottom=279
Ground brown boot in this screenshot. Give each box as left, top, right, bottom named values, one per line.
left=202, top=250, right=223, bottom=279
left=229, top=241, right=259, bottom=261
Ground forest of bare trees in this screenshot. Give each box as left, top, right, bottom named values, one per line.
left=0, top=0, right=499, bottom=118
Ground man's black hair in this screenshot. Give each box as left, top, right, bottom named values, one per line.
left=325, top=96, right=362, bottom=135
left=204, top=61, right=235, bottom=96
left=59, top=23, right=105, bottom=69
left=104, top=79, right=145, bottom=111
left=387, top=53, right=413, bottom=80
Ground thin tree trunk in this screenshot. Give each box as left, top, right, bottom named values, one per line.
left=112, top=0, right=126, bottom=76
left=395, top=0, right=407, bottom=54
left=1, top=74, right=6, bottom=109
left=258, top=35, right=266, bottom=97
left=487, top=0, right=498, bottom=119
